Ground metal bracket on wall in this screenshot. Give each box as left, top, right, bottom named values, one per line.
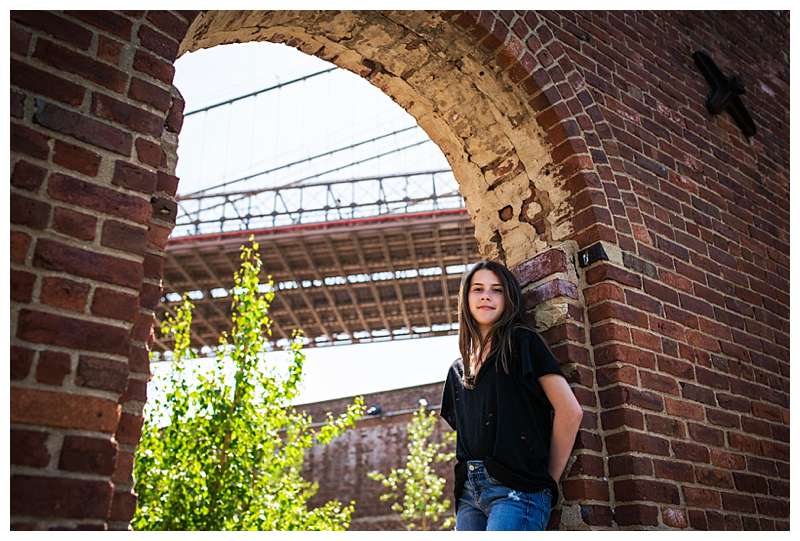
left=577, top=242, right=609, bottom=268
left=692, top=50, right=757, bottom=138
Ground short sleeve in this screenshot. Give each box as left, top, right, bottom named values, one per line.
left=519, top=327, right=564, bottom=384
left=439, top=368, right=457, bottom=431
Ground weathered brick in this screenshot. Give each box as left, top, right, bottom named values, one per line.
left=11, top=58, right=85, bottom=107
left=11, top=475, right=113, bottom=519
left=11, top=122, right=50, bottom=160
left=134, top=137, right=164, bottom=167
left=615, top=479, right=679, bottom=504
left=40, top=276, right=90, bottom=312
left=146, top=10, right=189, bottom=42
left=513, top=248, right=567, bottom=287
left=116, top=412, right=144, bottom=445
left=53, top=139, right=102, bottom=176
left=35, top=350, right=72, bottom=385
left=132, top=49, right=175, bottom=85
left=10, top=192, right=50, bottom=230
left=33, top=39, right=128, bottom=93
left=47, top=173, right=151, bottom=224
left=156, top=171, right=179, bottom=195
left=138, top=24, right=179, bottom=60
left=11, top=11, right=93, bottom=50
left=17, top=308, right=130, bottom=356
left=91, top=288, right=139, bottom=322
left=52, top=207, right=97, bottom=241
left=11, top=429, right=51, bottom=467
left=11, top=269, right=36, bottom=303
left=11, top=345, right=35, bottom=380
left=101, top=220, right=148, bottom=255
left=113, top=160, right=158, bottom=193
left=65, top=10, right=133, bottom=40
left=91, top=93, right=163, bottom=138
left=33, top=101, right=132, bottom=156
left=76, top=355, right=129, bottom=394
left=10, top=387, right=120, bottom=432
left=59, top=435, right=118, bottom=475
left=121, top=378, right=147, bottom=403
left=97, top=35, right=124, bottom=65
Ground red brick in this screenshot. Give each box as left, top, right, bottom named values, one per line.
left=705, top=407, right=740, bottom=429
left=568, top=453, right=605, bottom=477
left=594, top=343, right=655, bottom=369
left=606, top=430, right=670, bottom=456
left=59, top=435, right=118, bottom=475
left=101, top=220, right=148, bottom=255
left=134, top=137, right=164, bottom=167
left=10, top=192, right=50, bottom=230
left=121, top=378, right=147, bottom=403
left=733, top=472, right=769, bottom=494
left=11, top=429, right=51, bottom=467
left=147, top=222, right=172, bottom=250
left=112, top=159, right=158, bottom=193
left=128, top=345, right=150, bottom=375
left=33, top=101, right=132, bottom=156
left=91, top=93, right=163, bottom=138
left=710, top=449, right=746, bottom=470
left=688, top=422, right=725, bottom=447
left=661, top=507, right=688, bottom=529
left=513, top=248, right=567, bottom=287
left=11, top=58, right=85, bottom=107
left=614, top=504, right=659, bottom=526
left=656, top=355, right=694, bottom=379
left=11, top=90, right=25, bottom=118
left=653, top=459, right=694, bottom=482
left=112, top=450, right=135, bottom=484
left=131, top=312, right=156, bottom=344
left=11, top=11, right=93, bottom=50
left=645, top=414, right=685, bottom=438
left=140, top=282, right=163, bottom=310
left=11, top=122, right=50, bottom=160
left=35, top=350, right=72, bottom=385
left=65, top=10, right=133, bottom=40
left=165, top=92, right=184, bottom=133
left=615, top=479, right=679, bottom=504
left=588, top=302, right=649, bottom=330
left=11, top=345, right=35, bottom=380
left=91, top=288, right=139, bottom=322
left=33, top=39, right=128, bottom=93
left=10, top=475, right=113, bottom=519
left=10, top=387, right=120, bottom=432
left=640, top=370, right=679, bottom=395
left=12, top=160, right=46, bottom=192
left=52, top=207, right=97, bottom=241
left=76, top=356, right=129, bottom=394
left=10, top=21, right=32, bottom=55
left=601, top=407, right=643, bottom=430
left=683, top=486, right=721, bottom=508
left=47, top=173, right=151, bottom=224
left=11, top=231, right=32, bottom=264
left=40, top=276, right=90, bottom=312
left=156, top=171, right=179, bottom=195
left=695, top=466, right=734, bottom=488
left=11, top=269, right=36, bottom=303
left=17, top=308, right=130, bottom=356
left=608, top=455, right=653, bottom=477
left=34, top=237, right=144, bottom=291
left=728, top=432, right=762, bottom=455
left=563, top=479, right=609, bottom=501
left=52, top=139, right=102, bottom=176
left=138, top=24, right=179, bottom=60
left=97, top=35, right=124, bottom=65
left=129, top=75, right=171, bottom=111
left=721, top=492, right=756, bottom=513
left=146, top=11, right=189, bottom=42
left=133, top=49, right=175, bottom=85
left=671, top=440, right=710, bottom=463
left=116, top=412, right=144, bottom=445
left=109, top=490, right=137, bottom=522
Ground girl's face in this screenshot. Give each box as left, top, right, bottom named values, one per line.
left=468, top=269, right=505, bottom=333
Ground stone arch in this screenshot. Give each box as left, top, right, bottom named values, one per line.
left=11, top=10, right=620, bottom=530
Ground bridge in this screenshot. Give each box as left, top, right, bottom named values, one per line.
left=155, top=65, right=480, bottom=356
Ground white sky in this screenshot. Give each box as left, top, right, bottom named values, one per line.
left=157, top=40, right=460, bottom=405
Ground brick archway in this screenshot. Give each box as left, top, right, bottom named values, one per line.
left=11, top=10, right=789, bottom=531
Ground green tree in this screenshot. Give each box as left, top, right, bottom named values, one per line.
left=133, top=240, right=365, bottom=530
left=367, top=400, right=457, bottom=530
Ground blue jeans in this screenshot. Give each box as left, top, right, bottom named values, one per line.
left=455, top=460, right=552, bottom=531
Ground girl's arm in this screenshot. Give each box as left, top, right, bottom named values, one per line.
left=539, top=374, right=583, bottom=481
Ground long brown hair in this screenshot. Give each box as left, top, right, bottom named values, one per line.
left=457, top=260, right=528, bottom=389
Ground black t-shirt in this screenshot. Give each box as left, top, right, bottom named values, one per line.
left=439, top=325, right=565, bottom=509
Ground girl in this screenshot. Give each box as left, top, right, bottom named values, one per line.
left=439, top=260, right=583, bottom=531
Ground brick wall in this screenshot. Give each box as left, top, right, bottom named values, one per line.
left=10, top=10, right=788, bottom=530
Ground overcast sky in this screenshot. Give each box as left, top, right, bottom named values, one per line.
left=154, top=40, right=461, bottom=406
